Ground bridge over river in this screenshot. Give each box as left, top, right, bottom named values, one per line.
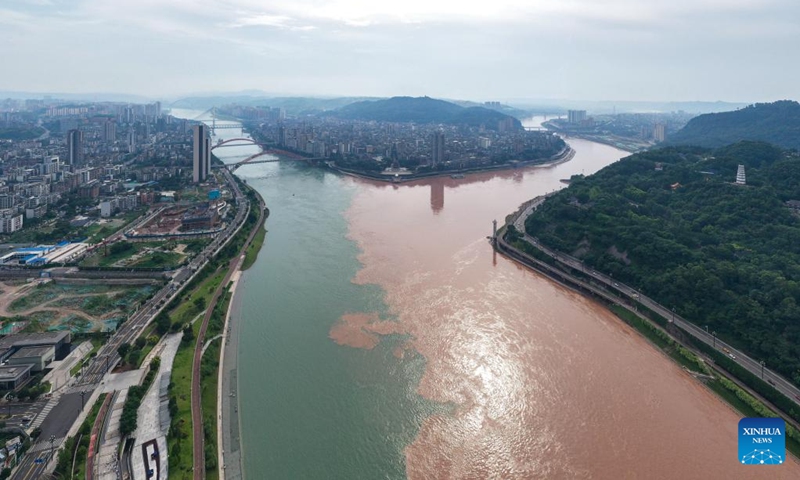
left=210, top=137, right=323, bottom=170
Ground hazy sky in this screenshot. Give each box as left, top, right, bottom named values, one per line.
left=2, top=0, right=799, bottom=102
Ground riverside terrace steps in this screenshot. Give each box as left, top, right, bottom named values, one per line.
left=132, top=333, right=182, bottom=480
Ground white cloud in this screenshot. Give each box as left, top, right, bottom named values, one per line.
left=0, top=0, right=797, bottom=100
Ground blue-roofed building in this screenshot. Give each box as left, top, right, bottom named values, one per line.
left=0, top=243, right=85, bottom=266
left=0, top=245, right=54, bottom=265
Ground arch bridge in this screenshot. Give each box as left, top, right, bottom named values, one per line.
left=212, top=150, right=325, bottom=171
left=211, top=137, right=270, bottom=149
left=210, top=136, right=324, bottom=170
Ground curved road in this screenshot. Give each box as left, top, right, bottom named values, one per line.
left=512, top=196, right=800, bottom=407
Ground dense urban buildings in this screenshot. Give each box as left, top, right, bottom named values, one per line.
left=248, top=110, right=565, bottom=175
left=546, top=110, right=695, bottom=151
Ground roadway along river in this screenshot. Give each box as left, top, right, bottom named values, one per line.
left=204, top=114, right=799, bottom=479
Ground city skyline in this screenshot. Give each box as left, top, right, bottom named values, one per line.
left=1, top=0, right=799, bottom=102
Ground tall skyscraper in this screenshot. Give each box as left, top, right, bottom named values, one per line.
left=127, top=130, right=136, bottom=153
left=103, top=121, right=117, bottom=143
left=67, top=129, right=83, bottom=165
left=431, top=131, right=445, bottom=167
left=193, top=124, right=211, bottom=183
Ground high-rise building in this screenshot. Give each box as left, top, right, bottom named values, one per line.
left=67, top=129, right=83, bottom=165
left=431, top=132, right=445, bottom=166
left=567, top=110, right=587, bottom=124
left=736, top=165, right=746, bottom=185
left=127, top=130, right=136, bottom=153
left=103, top=121, right=117, bottom=143
left=653, top=123, right=666, bottom=142
left=497, top=117, right=516, bottom=132
left=278, top=125, right=287, bottom=147
left=0, top=214, right=23, bottom=234
left=193, top=124, right=211, bottom=183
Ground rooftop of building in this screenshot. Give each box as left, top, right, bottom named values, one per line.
left=9, top=345, right=55, bottom=359
left=0, top=365, right=32, bottom=381
left=0, top=331, right=70, bottom=350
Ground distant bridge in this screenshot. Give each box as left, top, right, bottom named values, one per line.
left=523, top=126, right=546, bottom=132
left=192, top=107, right=244, bottom=134
left=211, top=137, right=270, bottom=149
left=213, top=150, right=325, bottom=171
left=209, top=133, right=325, bottom=170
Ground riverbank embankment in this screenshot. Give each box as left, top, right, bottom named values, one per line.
left=215, top=187, right=266, bottom=480
left=328, top=146, right=575, bottom=184
left=495, top=203, right=800, bottom=458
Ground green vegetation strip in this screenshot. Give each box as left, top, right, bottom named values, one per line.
left=120, top=358, right=160, bottom=437
left=197, top=288, right=232, bottom=479
left=166, top=268, right=230, bottom=479
left=241, top=224, right=266, bottom=270
left=166, top=183, right=262, bottom=478
left=200, top=340, right=221, bottom=480
left=54, top=393, right=108, bottom=479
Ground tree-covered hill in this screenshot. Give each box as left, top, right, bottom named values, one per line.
left=328, top=96, right=523, bottom=130
left=666, top=100, right=800, bottom=149
left=525, top=141, right=800, bottom=385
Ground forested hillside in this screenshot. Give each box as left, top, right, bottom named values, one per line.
left=330, top=96, right=523, bottom=130
left=667, top=100, right=800, bottom=149
left=526, top=141, right=800, bottom=385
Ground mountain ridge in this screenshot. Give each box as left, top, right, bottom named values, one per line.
left=666, top=100, right=800, bottom=149
left=328, top=96, right=523, bottom=130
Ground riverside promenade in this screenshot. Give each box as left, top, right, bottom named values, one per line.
left=192, top=186, right=265, bottom=480
left=218, top=270, right=245, bottom=480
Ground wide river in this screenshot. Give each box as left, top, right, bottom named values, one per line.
left=173, top=110, right=797, bottom=479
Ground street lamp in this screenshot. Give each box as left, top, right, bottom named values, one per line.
left=705, top=325, right=709, bottom=333
left=80, top=391, right=87, bottom=410
left=49, top=434, right=56, bottom=459
left=670, top=307, right=675, bottom=324
left=712, top=331, right=717, bottom=349
left=760, top=360, right=765, bottom=379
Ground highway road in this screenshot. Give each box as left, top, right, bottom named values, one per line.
left=511, top=195, right=800, bottom=407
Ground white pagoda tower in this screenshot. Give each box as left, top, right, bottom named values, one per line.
left=736, top=164, right=746, bottom=185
